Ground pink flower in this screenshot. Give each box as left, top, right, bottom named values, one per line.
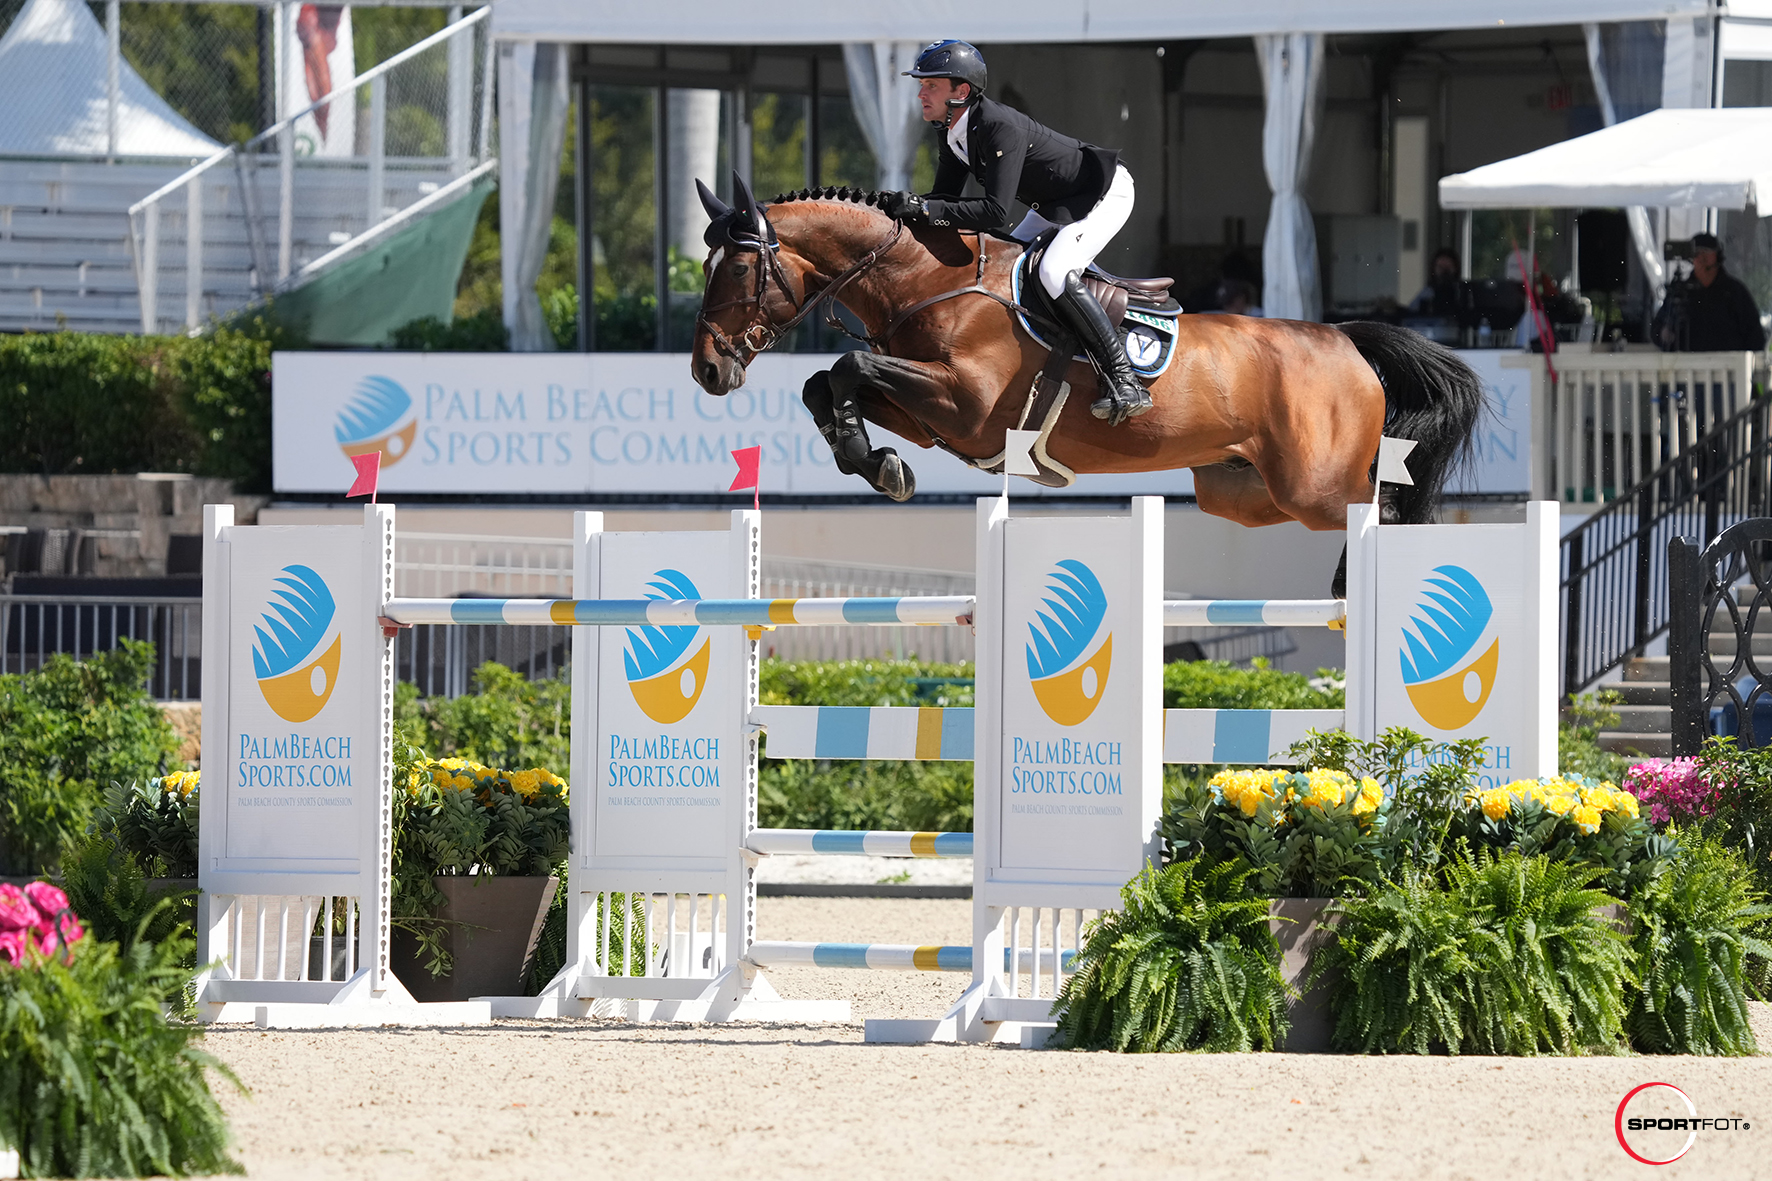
left=22, top=882, right=69, bottom=918
left=0, top=927, right=28, bottom=966
left=1624, top=757, right=1714, bottom=825
left=36, top=910, right=84, bottom=957
left=0, top=884, right=41, bottom=932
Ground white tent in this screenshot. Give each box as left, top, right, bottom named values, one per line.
left=1437, top=108, right=1772, bottom=213
left=0, top=0, right=219, bottom=158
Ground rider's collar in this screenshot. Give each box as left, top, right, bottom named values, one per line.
left=946, top=106, right=972, bottom=159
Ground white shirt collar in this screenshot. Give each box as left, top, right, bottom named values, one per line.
left=946, top=106, right=971, bottom=164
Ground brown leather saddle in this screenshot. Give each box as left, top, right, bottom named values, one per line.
left=1015, top=229, right=1179, bottom=329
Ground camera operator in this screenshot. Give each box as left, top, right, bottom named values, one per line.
left=1654, top=233, right=1766, bottom=353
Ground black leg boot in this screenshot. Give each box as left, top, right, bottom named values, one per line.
left=1052, top=272, right=1152, bottom=426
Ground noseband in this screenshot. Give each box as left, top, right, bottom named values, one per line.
left=695, top=213, right=904, bottom=366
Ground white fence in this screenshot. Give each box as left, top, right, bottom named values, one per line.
left=1513, top=347, right=1765, bottom=507
left=126, top=7, right=492, bottom=333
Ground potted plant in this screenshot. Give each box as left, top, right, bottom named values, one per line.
left=390, top=745, right=570, bottom=1002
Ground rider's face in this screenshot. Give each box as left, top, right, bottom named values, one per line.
left=917, top=78, right=968, bottom=122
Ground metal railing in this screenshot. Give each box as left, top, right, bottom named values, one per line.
left=1517, top=348, right=1764, bottom=506
left=1560, top=392, right=1772, bottom=695
left=125, top=7, right=493, bottom=333
left=1668, top=519, right=1772, bottom=754
left=0, top=595, right=202, bottom=700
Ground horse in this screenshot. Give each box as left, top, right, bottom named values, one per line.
left=689, top=175, right=1482, bottom=590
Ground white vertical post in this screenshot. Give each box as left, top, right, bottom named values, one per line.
left=140, top=200, right=160, bottom=332
left=362, top=503, right=396, bottom=991
left=184, top=177, right=203, bottom=329
left=477, top=21, right=495, bottom=162
left=1343, top=501, right=1379, bottom=741
left=105, top=0, right=120, bottom=160
left=1129, top=496, right=1164, bottom=872
left=729, top=509, right=762, bottom=990
left=277, top=124, right=293, bottom=281
left=1523, top=501, right=1560, bottom=775
left=968, top=494, right=1009, bottom=1018
left=564, top=509, right=605, bottom=981
left=367, top=75, right=387, bottom=229
left=447, top=5, right=471, bottom=174
left=195, top=504, right=235, bottom=980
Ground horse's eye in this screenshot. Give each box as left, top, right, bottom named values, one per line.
left=732, top=262, right=750, bottom=277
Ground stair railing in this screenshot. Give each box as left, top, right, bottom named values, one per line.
left=125, top=6, right=493, bottom=335
left=1562, top=388, right=1772, bottom=697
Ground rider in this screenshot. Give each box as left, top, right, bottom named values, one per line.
left=881, top=40, right=1149, bottom=424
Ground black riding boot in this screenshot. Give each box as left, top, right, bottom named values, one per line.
left=1052, top=272, right=1151, bottom=425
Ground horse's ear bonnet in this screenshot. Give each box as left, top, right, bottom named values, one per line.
left=699, top=170, right=777, bottom=251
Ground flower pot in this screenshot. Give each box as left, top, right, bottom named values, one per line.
left=307, top=935, right=360, bottom=983
left=390, top=875, right=558, bottom=1003
left=1268, top=898, right=1343, bottom=1053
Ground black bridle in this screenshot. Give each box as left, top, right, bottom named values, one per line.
left=695, top=212, right=905, bottom=365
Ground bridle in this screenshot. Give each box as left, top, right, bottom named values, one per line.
left=695, top=211, right=904, bottom=366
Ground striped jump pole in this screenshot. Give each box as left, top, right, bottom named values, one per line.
left=383, top=595, right=1344, bottom=630
left=746, top=829, right=973, bottom=858
left=747, top=941, right=1077, bottom=974
left=380, top=595, right=975, bottom=627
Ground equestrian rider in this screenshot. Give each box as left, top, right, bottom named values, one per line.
left=881, top=40, right=1149, bottom=425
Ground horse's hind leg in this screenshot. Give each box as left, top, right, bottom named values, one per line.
left=1192, top=462, right=1290, bottom=528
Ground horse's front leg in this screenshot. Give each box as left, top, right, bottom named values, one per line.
left=822, top=352, right=964, bottom=503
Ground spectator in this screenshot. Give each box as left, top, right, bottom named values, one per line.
left=1409, top=248, right=1464, bottom=317
left=1654, top=233, right=1767, bottom=353
left=1212, top=278, right=1261, bottom=317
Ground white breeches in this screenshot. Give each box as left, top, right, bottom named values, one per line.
left=1023, top=164, right=1136, bottom=298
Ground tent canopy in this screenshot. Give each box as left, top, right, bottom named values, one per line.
left=493, top=0, right=1709, bottom=44
left=0, top=0, right=219, bottom=158
left=1438, top=108, right=1772, bottom=213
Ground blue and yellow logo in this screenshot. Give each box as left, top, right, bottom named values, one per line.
left=624, top=569, right=711, bottom=724
left=1025, top=559, right=1113, bottom=726
left=253, top=565, right=340, bottom=723
left=1400, top=565, right=1499, bottom=731
left=335, top=376, right=417, bottom=469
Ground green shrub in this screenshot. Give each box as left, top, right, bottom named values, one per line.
left=1162, top=659, right=1343, bottom=711
left=0, top=920, right=243, bottom=1177
left=1625, top=836, right=1771, bottom=1055
left=389, top=308, right=510, bottom=351
left=395, top=664, right=571, bottom=772
left=92, top=773, right=201, bottom=880
left=1052, top=858, right=1286, bottom=1052
left=1162, top=768, right=1386, bottom=897
left=0, top=322, right=283, bottom=489
left=1559, top=691, right=1630, bottom=782
left=0, top=642, right=179, bottom=876
left=1317, top=851, right=1631, bottom=1055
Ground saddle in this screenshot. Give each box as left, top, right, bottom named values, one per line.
left=1016, top=229, right=1179, bottom=329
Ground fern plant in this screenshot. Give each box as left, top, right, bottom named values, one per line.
left=1626, top=836, right=1772, bottom=1055
left=1318, top=851, right=1630, bottom=1055
left=1051, top=859, right=1286, bottom=1052
left=0, top=920, right=243, bottom=1177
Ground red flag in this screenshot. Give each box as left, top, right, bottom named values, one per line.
left=729, top=445, right=761, bottom=511
left=346, top=452, right=381, bottom=502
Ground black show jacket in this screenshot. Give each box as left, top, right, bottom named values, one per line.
left=921, top=96, right=1121, bottom=232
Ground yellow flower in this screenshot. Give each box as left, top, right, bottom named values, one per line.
left=1479, top=788, right=1511, bottom=821
left=1298, top=768, right=1349, bottom=809
left=1353, top=777, right=1382, bottom=816
left=1546, top=793, right=1577, bottom=816
left=1572, top=804, right=1602, bottom=833
left=1612, top=791, right=1640, bottom=819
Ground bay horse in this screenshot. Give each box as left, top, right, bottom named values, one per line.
left=690, top=176, right=1481, bottom=589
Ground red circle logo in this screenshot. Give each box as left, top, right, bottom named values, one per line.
left=1616, top=1083, right=1699, bottom=1165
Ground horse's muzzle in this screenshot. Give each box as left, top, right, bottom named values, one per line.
left=694, top=355, right=745, bottom=395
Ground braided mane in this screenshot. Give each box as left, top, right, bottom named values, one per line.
left=766, top=186, right=888, bottom=208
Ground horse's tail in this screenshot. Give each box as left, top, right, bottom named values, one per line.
left=1335, top=321, right=1483, bottom=524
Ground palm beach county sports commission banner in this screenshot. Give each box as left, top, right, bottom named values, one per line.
left=272, top=350, right=1531, bottom=497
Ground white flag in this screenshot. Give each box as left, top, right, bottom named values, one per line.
left=1003, top=429, right=1041, bottom=477
left=1376, top=435, right=1417, bottom=487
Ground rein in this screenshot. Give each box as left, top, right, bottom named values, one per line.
left=698, top=208, right=1064, bottom=362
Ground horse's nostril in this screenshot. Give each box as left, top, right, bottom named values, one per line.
left=699, top=361, right=720, bottom=387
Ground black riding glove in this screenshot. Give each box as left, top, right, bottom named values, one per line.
left=879, top=191, right=927, bottom=224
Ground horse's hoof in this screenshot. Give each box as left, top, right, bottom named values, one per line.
left=873, top=451, right=916, bottom=502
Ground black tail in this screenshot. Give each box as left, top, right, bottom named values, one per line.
left=1335, top=321, right=1483, bottom=524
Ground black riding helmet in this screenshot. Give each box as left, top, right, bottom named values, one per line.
left=903, top=40, right=987, bottom=122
